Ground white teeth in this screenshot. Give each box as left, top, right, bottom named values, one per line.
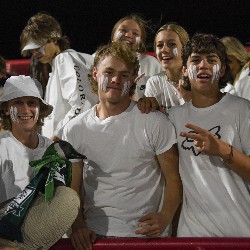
left=19, top=116, right=32, bottom=120
left=198, top=75, right=209, bottom=78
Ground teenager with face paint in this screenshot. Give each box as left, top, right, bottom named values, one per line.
left=144, top=23, right=191, bottom=111
left=0, top=76, right=80, bottom=249
left=168, top=33, right=250, bottom=237
left=63, top=42, right=182, bottom=249
left=111, top=14, right=163, bottom=101
left=20, top=12, right=99, bottom=141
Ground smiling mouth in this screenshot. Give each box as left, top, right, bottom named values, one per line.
left=18, top=116, right=33, bottom=120
left=162, top=56, right=173, bottom=61
left=197, top=74, right=211, bottom=79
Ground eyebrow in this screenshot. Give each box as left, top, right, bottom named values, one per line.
left=105, top=67, right=132, bottom=74
left=119, top=25, right=140, bottom=33
left=191, top=54, right=219, bottom=59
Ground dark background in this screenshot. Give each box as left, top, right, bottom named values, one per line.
left=1, top=0, right=250, bottom=60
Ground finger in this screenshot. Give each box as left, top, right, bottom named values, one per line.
left=134, top=73, right=145, bottom=84
left=138, top=213, right=153, bottom=222
left=70, top=235, right=84, bottom=250
left=179, top=131, right=203, bottom=141
left=137, top=98, right=146, bottom=113
left=84, top=233, right=94, bottom=250
left=148, top=97, right=159, bottom=111
left=185, top=123, right=206, bottom=134
left=146, top=229, right=162, bottom=238
left=72, top=233, right=91, bottom=250
left=135, top=223, right=158, bottom=236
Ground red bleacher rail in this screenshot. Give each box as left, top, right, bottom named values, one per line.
left=50, top=237, right=250, bottom=250
left=5, top=59, right=30, bottom=76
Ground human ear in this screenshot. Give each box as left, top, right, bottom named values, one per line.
left=182, top=66, right=188, bottom=77
left=92, top=67, right=98, bottom=81
left=220, top=65, right=226, bottom=77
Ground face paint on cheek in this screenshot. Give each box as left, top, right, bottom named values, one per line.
left=173, top=48, right=178, bottom=57
left=34, top=107, right=39, bottom=122
left=98, top=75, right=108, bottom=93
left=121, top=81, right=131, bottom=96
left=116, top=31, right=122, bottom=41
left=10, top=106, right=19, bottom=123
left=38, top=46, right=45, bottom=55
left=187, top=64, right=198, bottom=81
left=135, top=37, right=141, bottom=46
left=211, top=64, right=220, bottom=83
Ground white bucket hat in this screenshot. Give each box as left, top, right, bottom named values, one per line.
left=0, top=75, right=53, bottom=115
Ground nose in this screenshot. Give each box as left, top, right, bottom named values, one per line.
left=125, top=30, right=133, bottom=38
left=111, top=75, right=121, bottom=84
left=162, top=43, right=170, bottom=52
left=20, top=103, right=30, bottom=112
left=199, top=59, right=209, bottom=69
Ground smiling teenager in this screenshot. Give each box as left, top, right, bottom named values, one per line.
left=0, top=76, right=80, bottom=249
left=111, top=14, right=163, bottom=101
left=168, top=33, right=250, bottom=237
left=62, top=42, right=182, bottom=250
left=20, top=12, right=98, bottom=141
left=144, top=23, right=191, bottom=111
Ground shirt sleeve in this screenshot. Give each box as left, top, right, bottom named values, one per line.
left=146, top=112, right=177, bottom=155
left=54, top=53, right=92, bottom=138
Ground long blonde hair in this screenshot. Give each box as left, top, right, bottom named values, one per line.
left=221, top=36, right=250, bottom=67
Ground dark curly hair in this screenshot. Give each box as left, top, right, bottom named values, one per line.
left=182, top=33, right=231, bottom=89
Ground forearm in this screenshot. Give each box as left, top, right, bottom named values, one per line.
left=219, top=142, right=250, bottom=180
left=160, top=177, right=182, bottom=223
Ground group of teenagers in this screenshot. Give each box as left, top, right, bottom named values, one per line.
left=0, top=11, right=250, bottom=250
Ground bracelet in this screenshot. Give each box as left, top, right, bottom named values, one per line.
left=223, top=144, right=234, bottom=165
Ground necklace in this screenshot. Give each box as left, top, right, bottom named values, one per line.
left=165, top=74, right=182, bottom=97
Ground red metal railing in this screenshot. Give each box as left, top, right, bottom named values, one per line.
left=50, top=237, right=250, bottom=250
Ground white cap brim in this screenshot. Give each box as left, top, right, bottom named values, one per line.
left=22, top=40, right=42, bottom=51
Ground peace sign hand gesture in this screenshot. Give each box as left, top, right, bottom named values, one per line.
left=180, top=123, right=228, bottom=157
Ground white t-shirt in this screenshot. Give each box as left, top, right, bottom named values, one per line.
left=0, top=132, right=52, bottom=203
left=234, top=67, right=250, bottom=101
left=144, top=71, right=184, bottom=110
left=134, top=53, right=163, bottom=101
left=168, top=94, right=250, bottom=237
left=42, top=49, right=99, bottom=139
left=63, top=101, right=177, bottom=237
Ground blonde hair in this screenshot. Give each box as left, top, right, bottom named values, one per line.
left=220, top=36, right=250, bottom=67
left=89, top=42, right=140, bottom=96
left=154, top=22, right=189, bottom=50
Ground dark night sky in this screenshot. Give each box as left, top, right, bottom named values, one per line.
left=1, top=0, right=250, bottom=60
